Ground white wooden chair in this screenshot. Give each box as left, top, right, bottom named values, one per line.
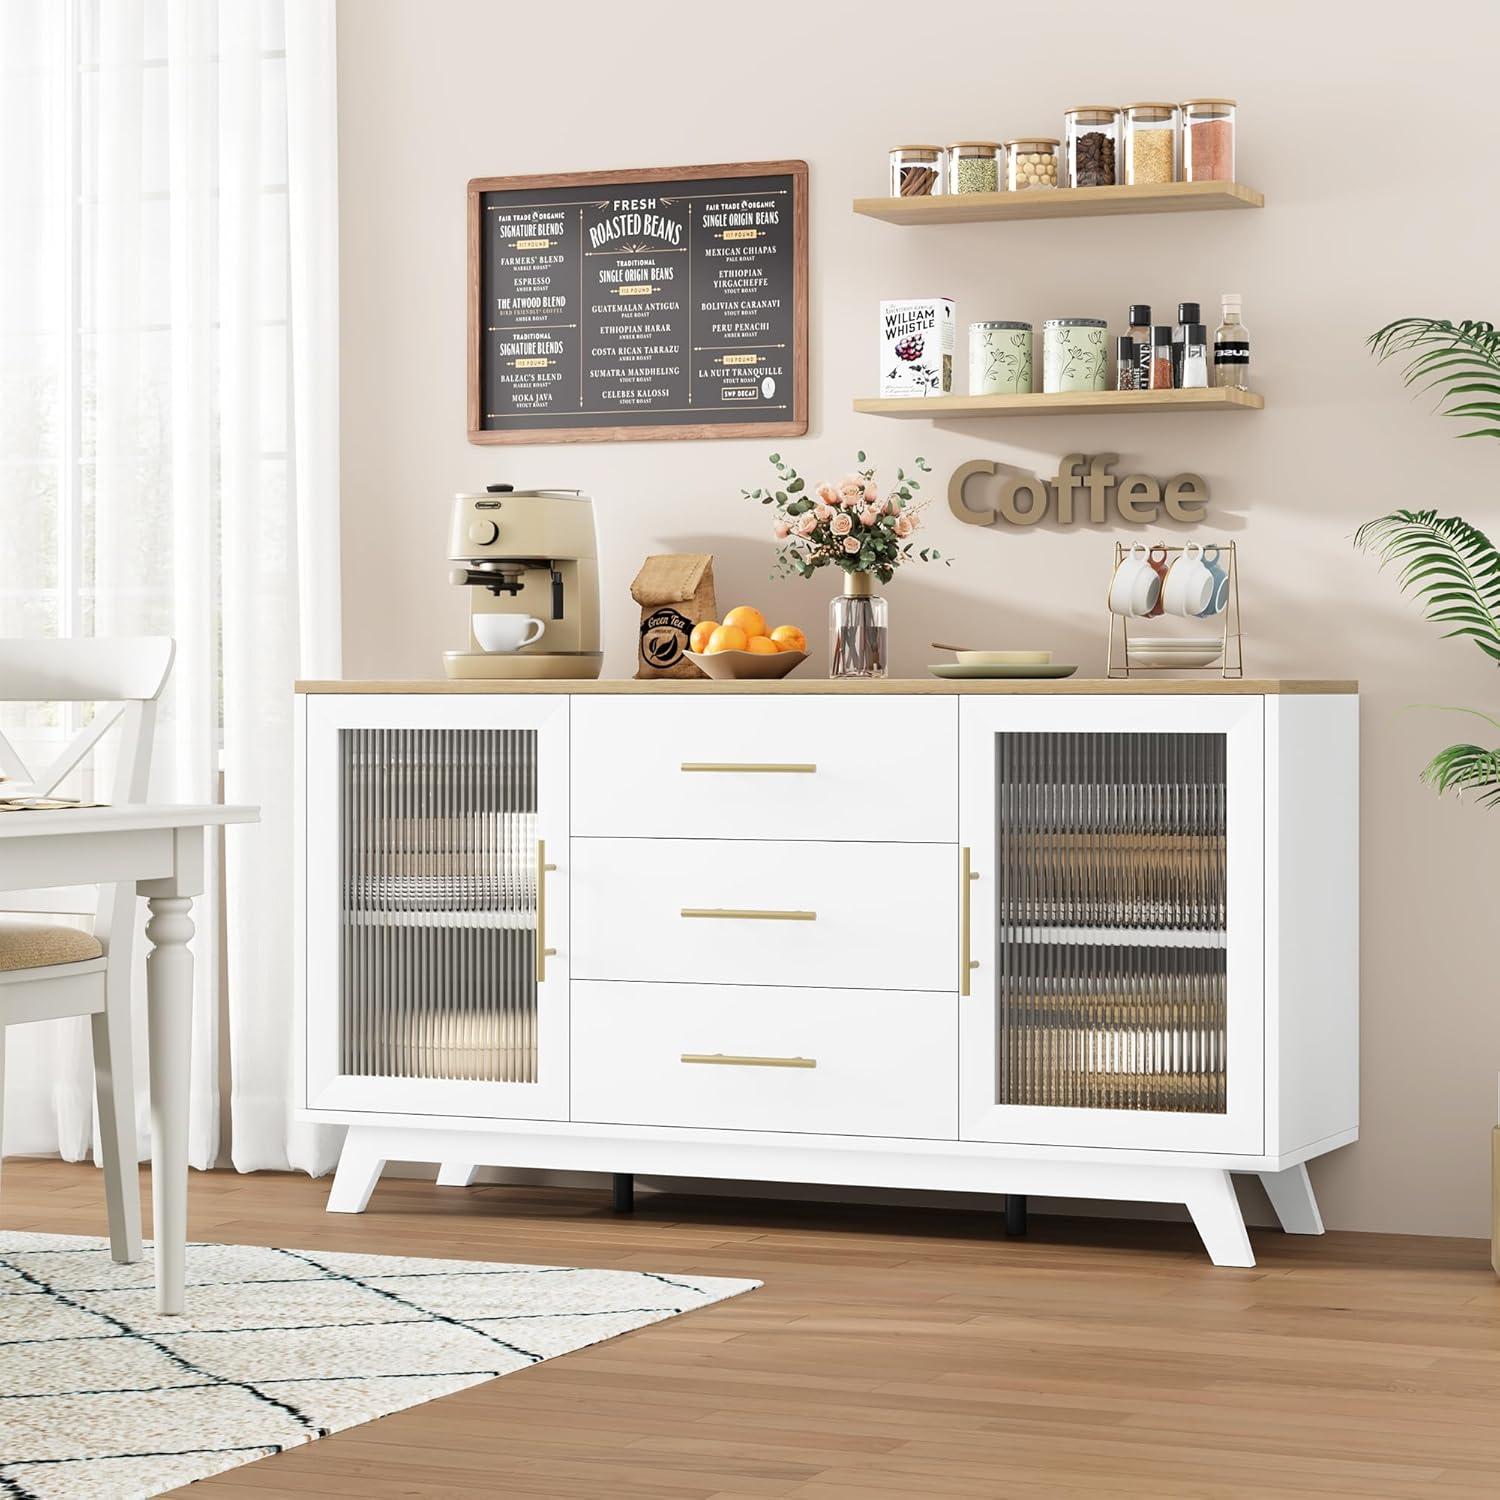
left=0, top=637, right=175, bottom=1263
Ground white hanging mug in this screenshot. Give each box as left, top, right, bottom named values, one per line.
left=1161, top=542, right=1215, bottom=617
left=474, top=614, right=547, bottom=653
left=1108, top=542, right=1163, bottom=617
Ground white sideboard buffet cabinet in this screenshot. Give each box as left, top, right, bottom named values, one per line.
left=295, top=678, right=1358, bottom=1266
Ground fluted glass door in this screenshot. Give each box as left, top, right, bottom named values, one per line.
left=959, top=698, right=1263, bottom=1154
left=303, top=696, right=570, bottom=1120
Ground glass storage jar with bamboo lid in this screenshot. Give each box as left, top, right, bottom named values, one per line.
left=1122, top=103, right=1179, bottom=185
left=1004, top=138, right=1059, bottom=190
left=947, top=141, right=1003, bottom=195
left=1182, top=99, right=1236, bottom=181
left=889, top=145, right=946, bottom=197
left=1063, top=107, right=1120, bottom=187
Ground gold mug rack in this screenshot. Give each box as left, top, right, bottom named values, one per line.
left=1106, top=540, right=1243, bottom=680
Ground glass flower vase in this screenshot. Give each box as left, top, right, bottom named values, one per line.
left=828, top=572, right=888, bottom=679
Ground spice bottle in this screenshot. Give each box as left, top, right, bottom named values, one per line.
left=889, top=146, right=945, bottom=197
left=1064, top=107, right=1119, bottom=187
left=1213, top=294, right=1251, bottom=389
left=1123, top=104, right=1179, bottom=184
left=1183, top=100, right=1236, bottom=182
left=1173, top=301, right=1200, bottom=386
left=1115, top=335, right=1136, bottom=392
left=948, top=142, right=1002, bottom=195
left=1127, top=305, right=1151, bottom=391
left=1179, top=323, right=1209, bottom=388
left=1005, top=138, right=1060, bottom=190
left=1148, top=325, right=1175, bottom=390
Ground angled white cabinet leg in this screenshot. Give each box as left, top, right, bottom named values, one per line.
left=327, top=1127, right=387, bottom=1213
left=1258, top=1162, right=1324, bottom=1235
left=437, top=1162, right=478, bottom=1187
left=1186, top=1170, right=1255, bottom=1267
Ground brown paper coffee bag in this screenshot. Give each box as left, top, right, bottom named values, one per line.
left=631, top=554, right=715, bottom=679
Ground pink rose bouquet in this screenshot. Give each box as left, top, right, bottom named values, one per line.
left=742, top=450, right=947, bottom=584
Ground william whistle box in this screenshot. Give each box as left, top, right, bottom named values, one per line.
left=879, top=298, right=955, bottom=397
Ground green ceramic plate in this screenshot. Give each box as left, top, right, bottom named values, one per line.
left=927, top=662, right=1079, bottom=680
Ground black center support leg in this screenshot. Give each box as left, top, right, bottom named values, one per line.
left=612, top=1173, right=635, bottom=1215
left=1005, top=1193, right=1028, bottom=1236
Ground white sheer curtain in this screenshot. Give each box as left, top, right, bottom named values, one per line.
left=0, top=0, right=341, bottom=1176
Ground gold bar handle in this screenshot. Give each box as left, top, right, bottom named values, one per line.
left=681, top=1053, right=816, bottom=1069
left=680, top=762, right=817, bottom=774
left=960, top=845, right=979, bottom=997
left=680, top=907, right=816, bottom=922
left=535, top=837, right=558, bottom=984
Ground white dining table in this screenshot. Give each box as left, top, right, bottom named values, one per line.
left=0, top=802, right=258, bottom=1313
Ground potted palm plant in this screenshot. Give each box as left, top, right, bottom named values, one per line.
left=1356, top=316, right=1500, bottom=1273
left=1356, top=319, right=1500, bottom=803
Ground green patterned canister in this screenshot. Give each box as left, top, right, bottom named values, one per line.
left=1042, top=318, right=1108, bottom=393
left=969, top=321, right=1033, bottom=395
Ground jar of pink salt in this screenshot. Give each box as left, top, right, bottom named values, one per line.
left=1182, top=99, right=1236, bottom=182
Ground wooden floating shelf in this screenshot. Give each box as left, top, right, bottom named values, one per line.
left=853, top=180, right=1263, bottom=226
left=853, top=388, right=1264, bottom=419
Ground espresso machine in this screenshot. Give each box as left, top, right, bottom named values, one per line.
left=443, top=486, right=603, bottom=680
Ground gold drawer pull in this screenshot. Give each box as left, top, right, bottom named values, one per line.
left=680, top=762, right=817, bottom=774
left=681, top=1053, right=816, bottom=1069
left=680, top=907, right=816, bottom=922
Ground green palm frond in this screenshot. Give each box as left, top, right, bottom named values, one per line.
left=1353, top=508, right=1500, bottom=664
left=1368, top=318, right=1500, bottom=440
left=1422, top=742, right=1500, bottom=805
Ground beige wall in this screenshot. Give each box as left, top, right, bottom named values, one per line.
left=337, top=0, right=1500, bottom=1236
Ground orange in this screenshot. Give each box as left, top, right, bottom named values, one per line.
left=689, top=620, right=718, bottom=654
left=722, top=605, right=768, bottom=639
left=706, top=624, right=748, bottom=653
left=745, top=635, right=779, bottom=654
left=770, top=624, right=807, bottom=654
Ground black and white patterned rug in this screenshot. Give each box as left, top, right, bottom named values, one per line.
left=0, top=1231, right=759, bottom=1499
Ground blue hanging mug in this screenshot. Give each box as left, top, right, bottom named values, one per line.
left=1196, top=544, right=1230, bottom=617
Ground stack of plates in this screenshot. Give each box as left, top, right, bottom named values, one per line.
left=1128, top=635, right=1225, bottom=669
left=928, top=649, right=1077, bottom=681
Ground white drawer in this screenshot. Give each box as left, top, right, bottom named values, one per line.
left=571, top=837, right=956, bottom=992
left=570, top=695, right=956, bottom=842
left=571, top=981, right=957, bottom=1139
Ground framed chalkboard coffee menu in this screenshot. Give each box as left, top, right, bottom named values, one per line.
left=468, top=160, right=808, bottom=444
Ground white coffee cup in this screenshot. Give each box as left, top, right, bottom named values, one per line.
left=1108, top=542, right=1163, bottom=617
left=1161, top=543, right=1214, bottom=617
left=474, top=614, right=546, bottom=653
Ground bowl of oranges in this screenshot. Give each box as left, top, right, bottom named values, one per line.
left=686, top=607, right=808, bottom=680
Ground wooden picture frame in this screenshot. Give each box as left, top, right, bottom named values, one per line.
left=467, top=160, right=808, bottom=445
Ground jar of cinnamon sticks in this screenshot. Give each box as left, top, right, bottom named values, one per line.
left=889, top=145, right=946, bottom=197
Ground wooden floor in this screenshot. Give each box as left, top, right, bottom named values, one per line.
left=6, top=1162, right=1500, bottom=1498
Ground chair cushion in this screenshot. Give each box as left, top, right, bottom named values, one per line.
left=0, top=916, right=103, bottom=972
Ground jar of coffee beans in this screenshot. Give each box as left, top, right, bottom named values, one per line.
left=1064, top=107, right=1120, bottom=187
left=889, top=145, right=946, bottom=197
left=1123, top=103, right=1180, bottom=185
left=1004, top=138, right=1060, bottom=190
left=947, top=141, right=1003, bottom=195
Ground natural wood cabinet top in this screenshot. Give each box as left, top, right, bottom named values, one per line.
left=296, top=677, right=1356, bottom=696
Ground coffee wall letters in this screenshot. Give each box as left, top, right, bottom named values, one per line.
left=949, top=455, right=1209, bottom=528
